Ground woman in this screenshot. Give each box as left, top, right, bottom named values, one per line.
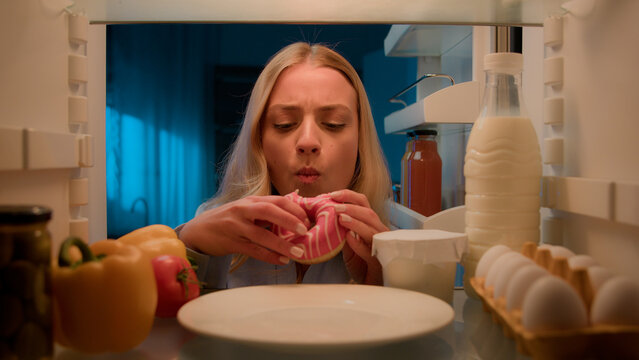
left=178, top=42, right=392, bottom=289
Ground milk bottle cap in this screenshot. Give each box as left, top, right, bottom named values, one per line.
left=484, top=52, right=523, bottom=75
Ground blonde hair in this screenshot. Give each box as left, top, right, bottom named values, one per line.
left=204, top=42, right=391, bottom=223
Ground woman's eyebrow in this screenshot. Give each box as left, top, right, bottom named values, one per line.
left=317, top=104, right=354, bottom=113
left=266, top=104, right=354, bottom=115
left=266, top=104, right=300, bottom=112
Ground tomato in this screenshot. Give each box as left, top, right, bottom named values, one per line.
left=151, top=255, right=200, bottom=318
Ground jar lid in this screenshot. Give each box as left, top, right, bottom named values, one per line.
left=414, top=129, right=437, bottom=136
left=372, top=229, right=468, bottom=267
left=0, top=205, right=52, bottom=224
left=484, top=52, right=523, bottom=75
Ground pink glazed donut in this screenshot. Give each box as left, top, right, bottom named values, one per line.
left=272, top=191, right=348, bottom=264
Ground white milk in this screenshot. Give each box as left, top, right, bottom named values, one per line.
left=462, top=115, right=541, bottom=295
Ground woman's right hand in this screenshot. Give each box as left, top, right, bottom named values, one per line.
left=178, top=196, right=310, bottom=265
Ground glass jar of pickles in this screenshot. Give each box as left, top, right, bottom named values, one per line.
left=0, top=205, right=52, bottom=359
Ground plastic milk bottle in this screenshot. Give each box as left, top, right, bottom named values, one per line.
left=462, top=53, right=542, bottom=298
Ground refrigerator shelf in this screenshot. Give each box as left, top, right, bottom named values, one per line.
left=384, top=25, right=472, bottom=58
left=383, top=81, right=479, bottom=134
left=542, top=176, right=639, bottom=228
left=69, top=0, right=565, bottom=26
left=0, top=126, right=91, bottom=171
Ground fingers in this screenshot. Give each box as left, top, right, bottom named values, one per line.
left=240, top=196, right=310, bottom=236
left=234, top=241, right=293, bottom=266
left=181, top=197, right=309, bottom=263
left=344, top=230, right=371, bottom=261
left=329, top=190, right=388, bottom=269
left=341, top=236, right=366, bottom=283
left=329, top=189, right=386, bottom=231
left=259, top=195, right=311, bottom=227
left=337, top=208, right=385, bottom=263
left=343, top=231, right=383, bottom=285
left=332, top=202, right=388, bottom=236
left=339, top=215, right=378, bottom=247
left=329, top=189, right=371, bottom=208
left=237, top=222, right=305, bottom=262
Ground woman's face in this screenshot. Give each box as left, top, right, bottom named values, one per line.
left=261, top=62, right=359, bottom=197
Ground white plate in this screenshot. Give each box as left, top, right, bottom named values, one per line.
left=177, top=284, right=454, bottom=352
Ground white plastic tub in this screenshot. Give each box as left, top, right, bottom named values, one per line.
left=372, top=229, right=467, bottom=303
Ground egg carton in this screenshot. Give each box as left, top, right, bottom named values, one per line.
left=470, top=242, right=639, bottom=360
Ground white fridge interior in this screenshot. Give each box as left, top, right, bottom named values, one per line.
left=0, top=1, right=107, bottom=248
left=1, top=0, right=637, bottom=284
left=533, top=1, right=639, bottom=282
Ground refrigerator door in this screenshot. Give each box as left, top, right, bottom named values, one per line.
left=0, top=0, right=106, bottom=251
left=534, top=0, right=639, bottom=282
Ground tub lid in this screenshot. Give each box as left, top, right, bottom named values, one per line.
left=372, top=229, right=467, bottom=267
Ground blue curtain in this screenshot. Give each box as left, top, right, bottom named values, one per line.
left=106, top=25, right=214, bottom=236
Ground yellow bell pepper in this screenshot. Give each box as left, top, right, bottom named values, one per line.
left=52, top=237, right=157, bottom=354
left=117, top=224, right=187, bottom=261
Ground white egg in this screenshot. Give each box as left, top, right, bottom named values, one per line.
left=505, top=264, right=548, bottom=311
left=538, top=244, right=553, bottom=250
left=567, top=254, right=598, bottom=269
left=591, top=277, right=639, bottom=326
left=548, top=245, right=575, bottom=259
left=476, top=245, right=512, bottom=279
left=485, top=252, right=523, bottom=289
left=522, top=276, right=588, bottom=332
left=493, top=256, right=534, bottom=299
left=587, top=266, right=615, bottom=293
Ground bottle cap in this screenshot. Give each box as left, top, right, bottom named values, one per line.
left=414, top=129, right=437, bottom=136
left=484, top=52, right=523, bottom=75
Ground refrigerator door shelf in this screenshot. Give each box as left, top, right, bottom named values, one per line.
left=384, top=81, right=479, bottom=134
left=0, top=126, right=24, bottom=171
left=0, top=126, right=91, bottom=171
left=542, top=176, right=639, bottom=228
left=25, top=129, right=78, bottom=170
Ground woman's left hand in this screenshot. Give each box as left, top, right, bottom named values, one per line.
left=329, top=190, right=388, bottom=285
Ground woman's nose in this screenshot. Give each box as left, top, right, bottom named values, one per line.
left=296, top=120, right=321, bottom=155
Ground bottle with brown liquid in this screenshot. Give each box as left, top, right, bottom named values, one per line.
left=407, top=129, right=442, bottom=217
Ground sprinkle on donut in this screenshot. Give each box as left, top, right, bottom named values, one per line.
left=272, top=191, right=349, bottom=264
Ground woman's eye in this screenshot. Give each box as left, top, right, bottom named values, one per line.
left=324, top=123, right=346, bottom=131
left=273, top=123, right=295, bottom=131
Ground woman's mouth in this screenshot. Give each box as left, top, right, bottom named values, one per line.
left=296, top=168, right=320, bottom=184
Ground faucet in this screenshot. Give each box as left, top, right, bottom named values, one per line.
left=130, top=197, right=149, bottom=227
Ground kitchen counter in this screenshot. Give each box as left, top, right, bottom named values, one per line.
left=54, top=289, right=531, bottom=360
